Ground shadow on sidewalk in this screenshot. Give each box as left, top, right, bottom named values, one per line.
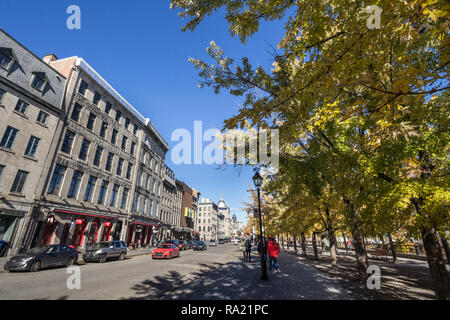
left=123, top=251, right=352, bottom=300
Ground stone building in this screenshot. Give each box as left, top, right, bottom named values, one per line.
left=192, top=188, right=200, bottom=241
left=198, top=198, right=219, bottom=241
left=160, top=165, right=177, bottom=240
left=24, top=56, right=168, bottom=251
left=0, top=29, right=67, bottom=257
left=217, top=198, right=232, bottom=238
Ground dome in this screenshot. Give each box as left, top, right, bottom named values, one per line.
left=217, top=198, right=228, bottom=209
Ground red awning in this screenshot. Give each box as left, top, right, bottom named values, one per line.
left=54, top=209, right=119, bottom=221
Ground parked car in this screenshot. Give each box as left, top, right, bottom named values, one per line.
left=152, top=243, right=180, bottom=259
left=218, top=239, right=225, bottom=244
left=209, top=240, right=217, bottom=247
left=232, top=238, right=240, bottom=245
left=193, top=241, right=207, bottom=251
left=4, top=245, right=78, bottom=272
left=179, top=240, right=188, bottom=251
left=83, top=241, right=127, bottom=263
left=188, top=241, right=196, bottom=249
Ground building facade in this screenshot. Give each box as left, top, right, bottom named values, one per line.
left=198, top=198, right=219, bottom=241
left=0, top=29, right=67, bottom=257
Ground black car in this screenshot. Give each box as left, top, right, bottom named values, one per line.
left=218, top=239, right=225, bottom=244
left=4, top=245, right=78, bottom=272
left=187, top=241, right=196, bottom=249
left=193, top=241, right=207, bottom=251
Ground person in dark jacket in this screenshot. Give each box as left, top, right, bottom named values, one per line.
left=267, top=237, right=280, bottom=272
left=244, top=239, right=252, bottom=262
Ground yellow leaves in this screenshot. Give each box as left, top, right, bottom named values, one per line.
left=392, top=79, right=410, bottom=93
left=271, top=61, right=281, bottom=73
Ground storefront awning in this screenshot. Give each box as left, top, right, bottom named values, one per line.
left=53, top=209, right=119, bottom=220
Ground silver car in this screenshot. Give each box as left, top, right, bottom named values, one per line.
left=83, top=241, right=127, bottom=263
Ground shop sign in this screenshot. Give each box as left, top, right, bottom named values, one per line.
left=75, top=219, right=83, bottom=225
left=47, top=216, right=55, bottom=224
left=104, top=222, right=111, bottom=227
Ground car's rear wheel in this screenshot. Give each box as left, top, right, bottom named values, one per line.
left=30, top=260, right=41, bottom=272
left=66, top=257, right=75, bottom=268
left=99, top=254, right=107, bottom=263
left=118, top=252, right=125, bottom=261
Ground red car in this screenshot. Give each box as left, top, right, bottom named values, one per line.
left=178, top=240, right=188, bottom=251
left=152, top=244, right=180, bottom=259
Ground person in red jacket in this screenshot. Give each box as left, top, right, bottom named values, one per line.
left=267, top=236, right=280, bottom=272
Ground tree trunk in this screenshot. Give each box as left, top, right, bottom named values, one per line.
left=342, top=232, right=348, bottom=251
left=422, top=226, right=450, bottom=300
left=281, top=235, right=285, bottom=249
left=293, top=234, right=297, bottom=254
left=388, top=233, right=397, bottom=263
left=439, top=233, right=450, bottom=265
left=286, top=234, right=290, bottom=250
left=325, top=205, right=337, bottom=267
left=301, top=232, right=307, bottom=256
left=345, top=199, right=368, bottom=279
left=312, top=232, right=319, bottom=260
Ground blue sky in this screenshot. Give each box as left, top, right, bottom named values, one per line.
left=0, top=1, right=285, bottom=224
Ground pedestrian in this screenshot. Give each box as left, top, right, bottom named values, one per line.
left=241, top=240, right=247, bottom=261
left=267, top=236, right=280, bottom=272
left=347, top=239, right=352, bottom=251
left=245, top=239, right=252, bottom=262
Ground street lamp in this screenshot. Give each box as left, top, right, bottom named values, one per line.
left=252, top=169, right=268, bottom=281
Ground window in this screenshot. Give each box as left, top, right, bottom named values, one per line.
left=93, top=146, right=103, bottom=167
left=121, top=136, right=127, bottom=150
left=126, top=162, right=133, bottom=180
left=24, top=136, right=40, bottom=158
left=133, top=124, right=138, bottom=135
left=0, top=126, right=19, bottom=150
left=148, top=199, right=153, bottom=216
left=111, top=129, right=118, bottom=145
left=115, top=110, right=122, bottom=122
left=0, top=165, right=4, bottom=182
left=84, top=176, right=97, bottom=202
left=141, top=197, right=147, bottom=214
left=0, top=50, right=14, bottom=70
left=67, top=170, right=83, bottom=198
left=120, top=188, right=129, bottom=209
left=98, top=180, right=109, bottom=205
left=47, top=164, right=66, bottom=194
left=10, top=170, right=28, bottom=194
left=130, top=142, right=136, bottom=156
left=155, top=202, right=159, bottom=217
left=31, top=73, right=47, bottom=91
left=14, top=99, right=28, bottom=114
left=87, top=113, right=96, bottom=131
left=110, top=184, right=119, bottom=207
left=71, top=103, right=83, bottom=122
left=117, top=158, right=124, bottom=176
left=106, top=152, right=114, bottom=171
left=78, top=81, right=88, bottom=96
left=133, top=193, right=140, bottom=212
left=79, top=138, right=90, bottom=161
left=0, top=88, right=5, bottom=103
left=93, top=92, right=101, bottom=106
left=100, top=121, right=107, bottom=138
left=125, top=118, right=130, bottom=129
left=37, top=111, right=49, bottom=125
left=61, top=130, right=75, bottom=154
left=105, top=102, right=112, bottom=115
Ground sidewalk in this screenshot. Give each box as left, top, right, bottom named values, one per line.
left=236, top=250, right=354, bottom=300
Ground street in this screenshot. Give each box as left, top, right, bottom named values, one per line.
left=0, top=243, right=354, bottom=300
left=0, top=244, right=252, bottom=300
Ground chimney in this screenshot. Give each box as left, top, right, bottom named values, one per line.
left=43, top=54, right=58, bottom=64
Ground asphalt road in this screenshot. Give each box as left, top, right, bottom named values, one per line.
left=0, top=243, right=251, bottom=300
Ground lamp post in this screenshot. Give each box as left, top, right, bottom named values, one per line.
left=253, top=170, right=268, bottom=281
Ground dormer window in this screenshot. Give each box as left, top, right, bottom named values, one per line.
left=0, top=48, right=16, bottom=71
left=31, top=72, right=49, bottom=92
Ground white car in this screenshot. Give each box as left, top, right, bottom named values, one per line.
left=209, top=240, right=217, bottom=246
left=232, top=239, right=240, bottom=245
